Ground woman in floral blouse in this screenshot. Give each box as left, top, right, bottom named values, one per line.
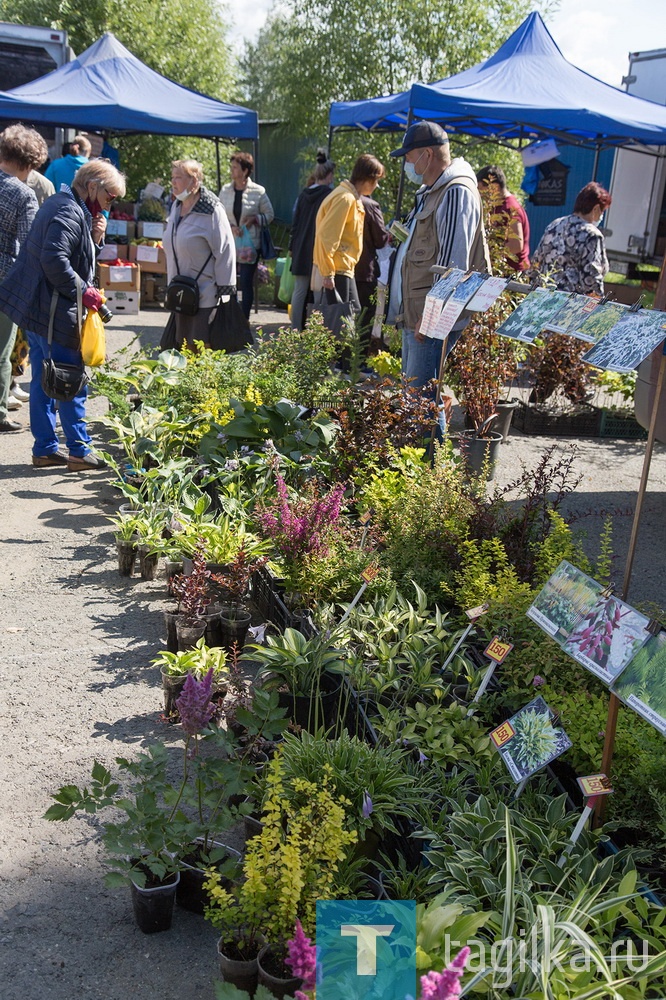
left=528, top=182, right=612, bottom=403
left=529, top=182, right=612, bottom=295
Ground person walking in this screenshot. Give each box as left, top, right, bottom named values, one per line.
left=354, top=192, right=390, bottom=353
left=0, top=160, right=126, bottom=468
left=388, top=121, right=488, bottom=396
left=0, top=125, right=47, bottom=433
left=219, top=152, right=274, bottom=319
left=289, top=149, right=335, bottom=330
left=476, top=164, right=530, bottom=272
left=164, top=159, right=236, bottom=350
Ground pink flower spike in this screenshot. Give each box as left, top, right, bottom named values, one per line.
left=419, top=946, right=470, bottom=1000
left=286, top=919, right=316, bottom=990
left=175, top=668, right=215, bottom=736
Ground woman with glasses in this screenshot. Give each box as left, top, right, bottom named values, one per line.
left=0, top=159, right=126, bottom=470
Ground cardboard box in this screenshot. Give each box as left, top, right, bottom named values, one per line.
left=137, top=221, right=166, bottom=239
left=98, top=262, right=141, bottom=292
left=106, top=219, right=136, bottom=242
left=111, top=201, right=136, bottom=220
left=98, top=243, right=129, bottom=262
left=129, top=243, right=167, bottom=274
left=105, top=289, right=140, bottom=315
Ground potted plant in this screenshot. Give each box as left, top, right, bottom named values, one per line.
left=248, top=627, right=349, bottom=733
left=212, top=546, right=268, bottom=653
left=134, top=509, right=169, bottom=581
left=204, top=753, right=356, bottom=996
left=109, top=512, right=141, bottom=577
left=170, top=540, right=214, bottom=650
left=151, top=638, right=228, bottom=717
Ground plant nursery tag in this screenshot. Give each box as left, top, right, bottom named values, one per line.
left=361, top=564, right=380, bottom=585
left=611, top=630, right=666, bottom=736
left=577, top=774, right=613, bottom=798
left=466, top=276, right=509, bottom=312
left=495, top=287, right=570, bottom=343
left=484, top=636, right=514, bottom=664
left=432, top=271, right=487, bottom=338
left=420, top=294, right=445, bottom=338
left=358, top=508, right=374, bottom=526
left=490, top=696, right=572, bottom=784
left=543, top=293, right=600, bottom=335
left=465, top=603, right=489, bottom=621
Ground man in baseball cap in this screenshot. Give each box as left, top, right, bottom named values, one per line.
left=387, top=121, right=488, bottom=425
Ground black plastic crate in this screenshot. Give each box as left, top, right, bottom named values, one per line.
left=513, top=401, right=602, bottom=438
left=599, top=410, right=648, bottom=440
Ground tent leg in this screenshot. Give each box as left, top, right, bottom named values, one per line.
left=592, top=144, right=600, bottom=181
left=253, top=138, right=259, bottom=182
left=215, top=138, right=221, bottom=193
left=327, top=126, right=333, bottom=158
left=394, top=111, right=413, bottom=220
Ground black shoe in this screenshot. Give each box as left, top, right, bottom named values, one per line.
left=33, top=451, right=68, bottom=467
left=0, top=419, right=21, bottom=432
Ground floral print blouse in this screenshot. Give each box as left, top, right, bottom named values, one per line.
left=529, top=213, right=609, bottom=295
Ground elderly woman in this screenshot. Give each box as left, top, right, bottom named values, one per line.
left=0, top=159, right=126, bottom=469
left=164, top=159, right=236, bottom=348
left=219, top=152, right=274, bottom=318
left=0, top=124, right=48, bottom=432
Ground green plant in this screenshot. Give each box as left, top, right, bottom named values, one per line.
left=249, top=627, right=349, bottom=698
left=376, top=850, right=440, bottom=903
left=375, top=699, right=494, bottom=771
left=109, top=512, right=141, bottom=542
left=151, top=637, right=228, bottom=681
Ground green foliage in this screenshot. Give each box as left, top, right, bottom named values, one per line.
left=249, top=627, right=350, bottom=698
left=375, top=699, right=494, bottom=770
left=151, top=637, right=228, bottom=681
left=0, top=0, right=236, bottom=194
left=253, top=313, right=342, bottom=404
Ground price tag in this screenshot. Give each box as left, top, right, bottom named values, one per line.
left=361, top=564, right=380, bottom=585
left=490, top=720, right=516, bottom=748
left=106, top=219, right=128, bottom=236
left=110, top=265, right=130, bottom=283
left=577, top=774, right=613, bottom=798
left=358, top=509, right=373, bottom=526
left=484, top=636, right=514, bottom=664
left=465, top=603, right=489, bottom=621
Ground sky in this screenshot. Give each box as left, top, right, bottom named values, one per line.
left=225, top=0, right=665, bottom=89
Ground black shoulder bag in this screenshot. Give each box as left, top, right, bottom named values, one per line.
left=165, top=217, right=213, bottom=316
left=41, top=282, right=90, bottom=402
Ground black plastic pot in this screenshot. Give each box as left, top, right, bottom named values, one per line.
left=116, top=538, right=137, bottom=577
left=161, top=670, right=186, bottom=717
left=163, top=608, right=180, bottom=653
left=257, top=944, right=302, bottom=1000
left=219, top=606, right=252, bottom=654
left=130, top=870, right=179, bottom=934
left=165, top=558, right=183, bottom=595
left=138, top=545, right=159, bottom=581
left=176, top=618, right=207, bottom=652
left=218, top=939, right=262, bottom=994
left=177, top=841, right=241, bottom=915
left=459, top=429, right=503, bottom=480
left=277, top=676, right=342, bottom=734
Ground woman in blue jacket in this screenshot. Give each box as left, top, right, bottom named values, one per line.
left=0, top=160, right=126, bottom=470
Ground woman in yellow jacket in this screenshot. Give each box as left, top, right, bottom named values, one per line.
left=313, top=154, right=384, bottom=309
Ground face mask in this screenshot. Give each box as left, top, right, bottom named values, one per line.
left=85, top=196, right=103, bottom=216
left=404, top=150, right=427, bottom=185
left=174, top=188, right=192, bottom=202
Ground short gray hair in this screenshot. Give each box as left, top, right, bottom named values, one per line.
left=73, top=160, right=127, bottom=198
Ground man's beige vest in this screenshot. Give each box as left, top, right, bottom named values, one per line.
left=401, top=174, right=490, bottom=330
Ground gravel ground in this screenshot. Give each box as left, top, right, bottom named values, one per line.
left=0, top=302, right=664, bottom=1000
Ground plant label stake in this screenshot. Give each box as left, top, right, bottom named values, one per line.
left=338, top=565, right=380, bottom=624
left=559, top=774, right=613, bottom=866
left=467, top=635, right=514, bottom=714
left=358, top=508, right=374, bottom=549
left=440, top=603, right=488, bottom=675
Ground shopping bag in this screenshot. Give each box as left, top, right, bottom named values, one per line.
left=80, top=308, right=106, bottom=366
left=235, top=226, right=257, bottom=264
left=278, top=255, right=295, bottom=305
left=260, top=224, right=277, bottom=260
left=160, top=312, right=178, bottom=350
left=306, top=288, right=357, bottom=340
left=208, top=295, right=254, bottom=353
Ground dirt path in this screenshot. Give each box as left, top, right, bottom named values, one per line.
left=0, top=304, right=664, bottom=1000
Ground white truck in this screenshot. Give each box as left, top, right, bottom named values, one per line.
left=0, top=21, right=73, bottom=160
left=603, top=47, right=666, bottom=274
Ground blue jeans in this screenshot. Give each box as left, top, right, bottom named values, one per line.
left=402, top=328, right=457, bottom=438
left=27, top=331, right=91, bottom=457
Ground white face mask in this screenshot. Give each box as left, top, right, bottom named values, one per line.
left=174, top=188, right=192, bottom=202
left=404, top=150, right=427, bottom=185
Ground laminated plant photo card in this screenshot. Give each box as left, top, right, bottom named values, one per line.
left=612, top=630, right=666, bottom=736
left=582, top=308, right=666, bottom=373
left=542, top=292, right=600, bottom=335
left=490, top=696, right=572, bottom=782
left=573, top=300, right=628, bottom=345
left=466, top=275, right=509, bottom=312
left=431, top=270, right=487, bottom=339
left=561, top=594, right=651, bottom=683
left=495, top=288, right=569, bottom=343
left=527, top=560, right=604, bottom=640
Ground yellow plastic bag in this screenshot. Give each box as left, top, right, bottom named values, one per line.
left=80, top=308, right=106, bottom=366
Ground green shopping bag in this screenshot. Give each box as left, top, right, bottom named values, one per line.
left=278, top=254, right=295, bottom=305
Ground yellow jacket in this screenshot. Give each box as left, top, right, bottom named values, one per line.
left=313, top=180, right=365, bottom=278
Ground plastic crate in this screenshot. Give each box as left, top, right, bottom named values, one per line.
left=513, top=401, right=602, bottom=438
left=599, top=410, right=648, bottom=440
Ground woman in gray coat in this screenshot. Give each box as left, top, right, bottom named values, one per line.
left=164, top=159, right=236, bottom=349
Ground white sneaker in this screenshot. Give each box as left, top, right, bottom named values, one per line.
left=7, top=395, right=22, bottom=411
left=11, top=385, right=29, bottom=402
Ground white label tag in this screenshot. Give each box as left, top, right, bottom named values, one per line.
left=137, top=245, right=160, bottom=263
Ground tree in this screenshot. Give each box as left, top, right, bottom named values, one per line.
left=0, top=0, right=238, bottom=193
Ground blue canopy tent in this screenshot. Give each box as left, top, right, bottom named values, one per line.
left=0, top=33, right=259, bottom=183
left=330, top=12, right=666, bottom=149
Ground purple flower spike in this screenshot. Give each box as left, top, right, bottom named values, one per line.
left=362, top=790, right=374, bottom=819
left=532, top=675, right=545, bottom=688
left=420, top=946, right=470, bottom=999
left=286, top=919, right=316, bottom=989
left=176, top=668, right=215, bottom=736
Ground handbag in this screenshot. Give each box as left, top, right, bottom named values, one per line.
left=165, top=220, right=212, bottom=315
left=278, top=254, right=295, bottom=305
left=41, top=284, right=89, bottom=402
left=260, top=224, right=277, bottom=260
left=235, top=225, right=257, bottom=264
left=208, top=294, right=253, bottom=353
left=160, top=312, right=178, bottom=351
left=80, top=307, right=106, bottom=366
left=306, top=287, right=357, bottom=340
